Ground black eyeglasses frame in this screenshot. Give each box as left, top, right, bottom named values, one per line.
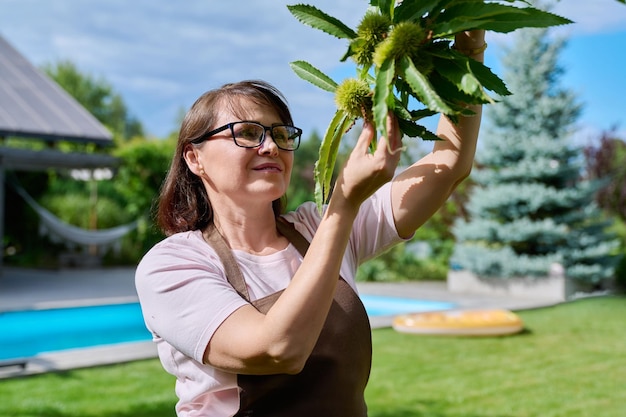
left=190, top=121, right=302, bottom=151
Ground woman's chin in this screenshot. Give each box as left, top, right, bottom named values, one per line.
left=247, top=186, right=287, bottom=204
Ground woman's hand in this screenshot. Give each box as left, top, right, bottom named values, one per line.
left=330, top=113, right=403, bottom=213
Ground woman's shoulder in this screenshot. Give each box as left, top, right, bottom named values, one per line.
left=281, top=201, right=322, bottom=241
left=137, top=230, right=213, bottom=271
left=151, top=229, right=204, bottom=250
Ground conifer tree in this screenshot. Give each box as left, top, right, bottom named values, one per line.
left=450, top=28, right=618, bottom=285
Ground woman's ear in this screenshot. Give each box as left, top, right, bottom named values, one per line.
left=183, top=144, right=205, bottom=177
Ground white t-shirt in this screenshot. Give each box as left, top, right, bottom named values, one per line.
left=135, top=183, right=404, bottom=416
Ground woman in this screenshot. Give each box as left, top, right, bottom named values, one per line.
left=136, top=30, right=485, bottom=417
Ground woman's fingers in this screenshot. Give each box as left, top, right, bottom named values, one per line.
left=356, top=113, right=402, bottom=156
left=373, top=113, right=403, bottom=174
left=338, top=113, right=403, bottom=203
left=389, top=113, right=402, bottom=152
left=379, top=112, right=403, bottom=156
left=354, top=121, right=376, bottom=153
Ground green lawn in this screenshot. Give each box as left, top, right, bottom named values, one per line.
left=367, top=296, right=626, bottom=417
left=1, top=296, right=624, bottom=417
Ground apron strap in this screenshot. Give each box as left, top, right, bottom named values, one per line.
left=204, top=224, right=250, bottom=301
left=276, top=217, right=309, bottom=257
left=204, top=217, right=310, bottom=303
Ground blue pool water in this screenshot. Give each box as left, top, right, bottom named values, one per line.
left=0, top=303, right=151, bottom=361
left=361, top=295, right=454, bottom=317
left=0, top=296, right=455, bottom=361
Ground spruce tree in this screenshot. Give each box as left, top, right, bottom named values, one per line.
left=450, top=28, right=618, bottom=285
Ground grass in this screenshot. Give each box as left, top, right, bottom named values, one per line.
left=0, top=359, right=176, bottom=417
left=367, top=296, right=626, bottom=417
left=0, top=296, right=624, bottom=417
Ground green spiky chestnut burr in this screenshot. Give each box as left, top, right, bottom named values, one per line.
left=334, top=78, right=372, bottom=120
left=352, top=11, right=391, bottom=67
left=373, top=21, right=427, bottom=68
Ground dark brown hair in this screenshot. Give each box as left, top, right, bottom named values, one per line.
left=156, top=80, right=293, bottom=236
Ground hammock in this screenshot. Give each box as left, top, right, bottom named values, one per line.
left=10, top=179, right=140, bottom=248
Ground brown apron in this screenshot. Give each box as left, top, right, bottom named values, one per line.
left=205, top=217, right=372, bottom=416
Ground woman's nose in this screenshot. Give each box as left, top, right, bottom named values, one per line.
left=258, top=132, right=279, bottom=156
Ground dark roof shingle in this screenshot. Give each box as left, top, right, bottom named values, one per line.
left=0, top=35, right=112, bottom=144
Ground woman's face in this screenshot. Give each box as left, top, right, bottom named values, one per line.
left=185, top=98, right=294, bottom=210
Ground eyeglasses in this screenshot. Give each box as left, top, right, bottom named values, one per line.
left=190, top=121, right=302, bottom=151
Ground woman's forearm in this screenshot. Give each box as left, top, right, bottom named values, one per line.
left=390, top=30, right=485, bottom=238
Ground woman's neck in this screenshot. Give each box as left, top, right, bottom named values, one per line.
left=209, top=207, right=288, bottom=256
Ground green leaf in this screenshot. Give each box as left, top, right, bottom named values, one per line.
left=422, top=0, right=462, bottom=22
left=314, top=109, right=352, bottom=209
left=376, top=0, right=395, bottom=18
left=428, top=70, right=489, bottom=109
left=340, top=38, right=361, bottom=62
left=393, top=0, right=440, bottom=23
left=373, top=58, right=396, bottom=141
left=398, top=55, right=454, bottom=115
left=431, top=3, right=572, bottom=37
left=430, top=47, right=511, bottom=97
left=289, top=61, right=338, bottom=93
left=287, top=4, right=357, bottom=39
left=430, top=56, right=491, bottom=103
left=369, top=0, right=394, bottom=17
left=467, top=58, right=511, bottom=96
left=397, top=119, right=440, bottom=140
left=392, top=81, right=441, bottom=119
left=390, top=100, right=412, bottom=121
left=409, top=108, right=438, bottom=120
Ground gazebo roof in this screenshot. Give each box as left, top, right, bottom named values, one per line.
left=0, top=35, right=113, bottom=145
left=0, top=35, right=121, bottom=272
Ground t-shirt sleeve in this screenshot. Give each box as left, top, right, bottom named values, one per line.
left=135, top=232, right=249, bottom=363
left=350, top=181, right=410, bottom=263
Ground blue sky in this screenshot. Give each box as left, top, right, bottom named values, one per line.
left=0, top=0, right=624, bottom=144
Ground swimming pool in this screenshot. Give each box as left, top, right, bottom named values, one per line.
left=0, top=303, right=150, bottom=361
left=0, top=296, right=455, bottom=361
left=360, top=295, right=454, bottom=317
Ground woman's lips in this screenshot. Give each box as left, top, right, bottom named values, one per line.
left=253, top=163, right=282, bottom=172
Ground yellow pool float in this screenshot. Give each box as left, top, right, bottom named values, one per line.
left=392, top=309, right=524, bottom=336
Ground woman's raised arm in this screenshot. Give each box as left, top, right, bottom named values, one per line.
left=391, top=30, right=486, bottom=239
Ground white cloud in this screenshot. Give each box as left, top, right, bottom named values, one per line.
left=552, top=0, right=626, bottom=35
left=0, top=0, right=624, bottom=137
